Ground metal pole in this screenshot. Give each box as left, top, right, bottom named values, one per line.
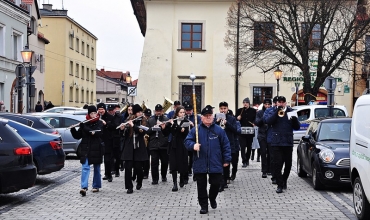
left=235, top=1, right=240, bottom=110
left=28, top=64, right=31, bottom=113
left=190, top=73, right=199, bottom=158
left=277, top=79, right=280, bottom=96
left=17, top=64, right=24, bottom=114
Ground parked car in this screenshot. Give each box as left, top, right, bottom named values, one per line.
left=350, top=94, right=370, bottom=220
left=0, top=118, right=37, bottom=193
left=292, top=105, right=348, bottom=142
left=4, top=118, right=65, bottom=175
left=297, top=117, right=351, bottom=190
left=44, top=106, right=84, bottom=113
left=61, top=110, right=88, bottom=116
left=0, top=113, right=58, bottom=135
left=28, top=112, right=86, bottom=157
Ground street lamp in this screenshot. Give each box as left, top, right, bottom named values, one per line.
left=21, top=46, right=34, bottom=113
left=125, top=72, right=132, bottom=103
left=274, top=67, right=283, bottom=96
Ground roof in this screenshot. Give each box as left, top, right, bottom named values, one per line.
left=37, top=32, right=50, bottom=44
left=312, top=117, right=352, bottom=123
left=96, top=69, right=137, bottom=86
left=130, top=0, right=146, bottom=36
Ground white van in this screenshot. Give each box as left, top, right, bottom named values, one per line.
left=292, top=105, right=348, bottom=142
left=350, top=94, right=370, bottom=220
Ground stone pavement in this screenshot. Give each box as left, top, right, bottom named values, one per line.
left=0, top=147, right=356, bottom=220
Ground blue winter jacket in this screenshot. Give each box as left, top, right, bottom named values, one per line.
left=184, top=123, right=231, bottom=174
left=263, top=106, right=301, bottom=147
left=263, top=107, right=273, bottom=144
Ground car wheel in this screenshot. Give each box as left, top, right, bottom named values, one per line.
left=297, top=156, right=307, bottom=177
left=353, top=177, right=370, bottom=220
left=312, top=162, right=324, bottom=190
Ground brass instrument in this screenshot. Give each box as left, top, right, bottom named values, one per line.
left=141, top=101, right=148, bottom=112
left=120, top=102, right=129, bottom=113
left=278, top=107, right=287, bottom=117
left=144, top=134, right=149, bottom=147
left=162, top=97, right=174, bottom=113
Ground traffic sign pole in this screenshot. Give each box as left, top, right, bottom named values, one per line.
left=324, top=76, right=337, bottom=117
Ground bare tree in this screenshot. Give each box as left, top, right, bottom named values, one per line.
left=225, top=0, right=370, bottom=104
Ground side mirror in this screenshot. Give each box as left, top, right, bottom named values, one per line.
left=301, top=135, right=310, bottom=142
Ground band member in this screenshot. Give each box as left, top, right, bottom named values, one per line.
left=70, top=105, right=104, bottom=196
left=184, top=103, right=201, bottom=180
left=120, top=104, right=149, bottom=194
left=254, top=98, right=272, bottom=178
left=167, top=100, right=181, bottom=119
left=142, top=108, right=153, bottom=179
left=226, top=109, right=240, bottom=181
left=264, top=96, right=278, bottom=184
left=122, top=104, right=133, bottom=122
left=163, top=106, right=190, bottom=192
left=184, top=106, right=231, bottom=214
left=108, top=104, right=123, bottom=177
left=97, top=103, right=115, bottom=182
left=264, top=96, right=300, bottom=193
left=147, top=104, right=170, bottom=184
left=215, top=101, right=237, bottom=192
left=235, top=97, right=257, bottom=167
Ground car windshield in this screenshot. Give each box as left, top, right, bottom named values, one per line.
left=318, top=122, right=351, bottom=142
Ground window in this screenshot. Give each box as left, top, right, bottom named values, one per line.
left=252, top=87, right=273, bottom=105
left=40, top=55, right=44, bottom=73
left=181, top=23, right=203, bottom=50
left=86, top=91, right=89, bottom=104
left=86, top=67, right=90, bottom=81
left=81, top=89, right=84, bottom=102
left=86, top=44, right=90, bottom=57
left=182, top=85, right=202, bottom=113
left=75, top=88, right=79, bottom=103
left=69, top=33, right=73, bottom=49
left=75, top=38, right=79, bottom=52
left=43, top=117, right=60, bottom=128
left=90, top=91, right=93, bottom=104
left=69, top=87, right=73, bottom=102
left=75, top=63, right=79, bottom=77
left=254, top=22, right=275, bottom=49
left=91, top=47, right=94, bottom=60
left=64, top=118, right=80, bottom=128
left=81, top=41, right=85, bottom=55
left=301, top=23, right=321, bottom=50
left=0, top=24, right=5, bottom=57
left=297, top=109, right=311, bottom=122
left=69, top=61, right=73, bottom=75
left=12, top=30, right=22, bottom=61
left=91, top=70, right=94, bottom=82
left=81, top=66, right=84, bottom=79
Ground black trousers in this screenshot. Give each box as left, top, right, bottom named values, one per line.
left=150, top=149, right=169, bottom=181
left=143, top=148, right=150, bottom=176
left=195, top=173, right=222, bottom=209
left=124, top=160, right=144, bottom=189
left=258, top=137, right=269, bottom=173
left=239, top=135, right=253, bottom=164
left=231, top=152, right=239, bottom=176
left=104, top=153, right=113, bottom=178
left=268, top=143, right=275, bottom=178
left=112, top=147, right=121, bottom=174
left=272, top=146, right=293, bottom=188
left=188, top=151, right=193, bottom=173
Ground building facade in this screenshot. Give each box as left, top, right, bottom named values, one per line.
left=40, top=4, right=97, bottom=107
left=132, top=0, right=354, bottom=114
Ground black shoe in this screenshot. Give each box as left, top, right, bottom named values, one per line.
left=276, top=187, right=283, bottom=193
left=219, top=186, right=224, bottom=192
left=152, top=180, right=158, bottom=185
left=102, top=176, right=108, bottom=180
left=172, top=183, right=178, bottom=192
left=111, top=171, right=115, bottom=174
left=184, top=179, right=188, bottom=185
left=179, top=181, right=184, bottom=188
left=246, top=161, right=249, bottom=166
left=283, top=181, right=287, bottom=190
left=272, top=179, right=277, bottom=185
left=267, top=172, right=272, bottom=176
left=200, top=209, right=208, bottom=214
left=79, top=188, right=87, bottom=197
left=193, top=176, right=197, bottom=181
left=230, top=174, right=236, bottom=181
left=107, top=177, right=113, bottom=182
left=224, top=184, right=228, bottom=189
left=136, top=184, right=142, bottom=190
left=262, top=173, right=267, bottom=178
left=143, top=175, right=148, bottom=179
left=162, top=177, right=167, bottom=182
left=210, top=200, right=217, bottom=209
left=132, top=176, right=136, bottom=181
left=120, top=167, right=124, bottom=171
left=115, top=172, right=120, bottom=177
left=127, top=188, right=133, bottom=194
left=257, top=158, right=260, bottom=162
left=242, top=163, right=247, bottom=168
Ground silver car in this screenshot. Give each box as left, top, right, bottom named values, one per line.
left=44, top=107, right=85, bottom=113
left=27, top=112, right=86, bottom=157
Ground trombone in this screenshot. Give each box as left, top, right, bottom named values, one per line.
left=116, top=115, right=144, bottom=129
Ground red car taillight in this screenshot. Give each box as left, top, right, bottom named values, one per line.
left=52, top=131, right=59, bottom=135
left=50, top=141, right=62, bottom=150
left=14, top=146, right=32, bottom=155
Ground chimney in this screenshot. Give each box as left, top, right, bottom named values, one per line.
left=101, top=68, right=105, bottom=72
left=43, top=4, right=53, bottom=11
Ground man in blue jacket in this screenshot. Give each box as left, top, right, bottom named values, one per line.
left=263, top=96, right=300, bottom=193
left=184, top=106, right=231, bottom=214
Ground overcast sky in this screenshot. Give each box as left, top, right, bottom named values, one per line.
left=39, top=0, right=144, bottom=79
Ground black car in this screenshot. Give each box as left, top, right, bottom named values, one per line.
left=0, top=118, right=37, bottom=193
left=0, top=113, right=58, bottom=135
left=297, top=117, right=351, bottom=190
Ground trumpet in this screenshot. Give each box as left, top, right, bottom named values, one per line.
left=116, top=115, right=143, bottom=129
left=278, top=107, right=287, bottom=117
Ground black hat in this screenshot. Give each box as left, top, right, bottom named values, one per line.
left=273, top=96, right=279, bottom=103
left=107, top=104, right=115, bottom=110
left=182, top=101, right=190, bottom=106
left=205, top=105, right=215, bottom=109
left=144, top=108, right=152, bottom=116
left=155, top=104, right=163, bottom=111
left=243, top=98, right=250, bottom=103
left=132, top=104, right=143, bottom=115
left=227, top=109, right=234, bottom=116
left=201, top=106, right=213, bottom=116
left=97, top=103, right=106, bottom=110
left=174, top=100, right=181, bottom=106
left=87, top=105, right=97, bottom=114
left=263, top=99, right=272, bottom=105
left=277, top=96, right=286, bottom=102
left=184, top=104, right=193, bottom=110
left=219, top=101, right=228, bottom=107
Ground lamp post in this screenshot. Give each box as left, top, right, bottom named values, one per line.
left=274, top=67, right=283, bottom=96
left=294, top=82, right=299, bottom=106
left=125, top=72, right=132, bottom=103
left=21, top=45, right=34, bottom=113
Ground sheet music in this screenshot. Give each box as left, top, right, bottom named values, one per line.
left=138, top=125, right=149, bottom=131
left=287, top=111, right=298, bottom=120
left=181, top=122, right=191, bottom=127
